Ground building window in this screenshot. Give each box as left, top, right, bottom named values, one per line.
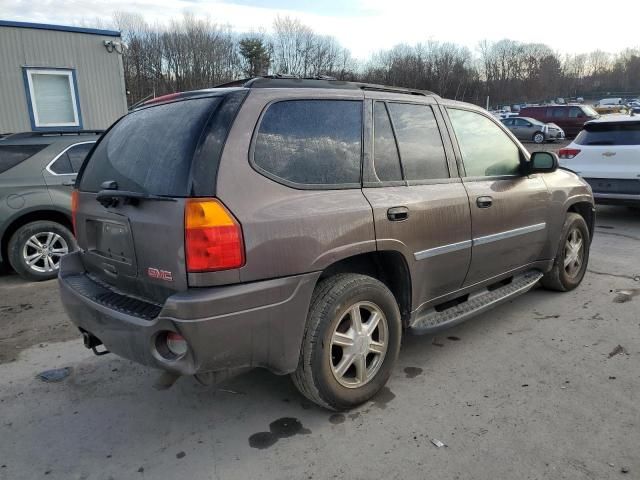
left=24, top=68, right=81, bottom=129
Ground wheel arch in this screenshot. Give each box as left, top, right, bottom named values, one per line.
left=318, top=250, right=412, bottom=326
left=1, top=209, right=72, bottom=264
left=567, top=200, right=595, bottom=243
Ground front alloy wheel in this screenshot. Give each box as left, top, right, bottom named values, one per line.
left=563, top=228, right=584, bottom=279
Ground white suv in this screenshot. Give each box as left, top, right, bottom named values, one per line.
left=559, top=114, right=640, bottom=205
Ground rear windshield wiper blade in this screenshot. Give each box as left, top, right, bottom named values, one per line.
left=96, top=190, right=177, bottom=207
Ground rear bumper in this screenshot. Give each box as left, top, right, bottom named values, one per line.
left=59, top=251, right=320, bottom=376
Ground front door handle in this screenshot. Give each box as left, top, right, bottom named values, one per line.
left=387, top=206, right=409, bottom=221
left=62, top=178, right=77, bottom=186
left=476, top=196, right=493, bottom=208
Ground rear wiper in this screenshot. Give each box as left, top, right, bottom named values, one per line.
left=96, top=190, right=177, bottom=208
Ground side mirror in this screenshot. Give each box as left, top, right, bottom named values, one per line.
left=528, top=151, right=558, bottom=174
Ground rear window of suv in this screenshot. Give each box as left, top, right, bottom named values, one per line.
left=575, top=122, right=640, bottom=146
left=79, top=97, right=221, bottom=196
left=253, top=100, right=362, bottom=187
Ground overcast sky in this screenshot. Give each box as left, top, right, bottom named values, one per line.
left=2, top=0, right=639, bottom=59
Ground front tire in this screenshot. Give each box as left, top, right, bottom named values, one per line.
left=541, top=213, right=590, bottom=291
left=7, top=221, right=77, bottom=281
left=533, top=132, right=545, bottom=144
left=291, top=274, right=402, bottom=411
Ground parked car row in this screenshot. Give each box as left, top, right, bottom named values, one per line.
left=0, top=131, right=100, bottom=280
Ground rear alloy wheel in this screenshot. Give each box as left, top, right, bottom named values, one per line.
left=292, top=274, right=401, bottom=410
left=541, top=213, right=590, bottom=291
left=8, top=221, right=77, bottom=281
left=533, top=132, right=545, bottom=144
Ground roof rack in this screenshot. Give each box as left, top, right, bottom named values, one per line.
left=214, top=75, right=436, bottom=97
left=2, top=130, right=104, bottom=140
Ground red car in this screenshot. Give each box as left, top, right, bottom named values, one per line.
left=519, top=105, right=599, bottom=137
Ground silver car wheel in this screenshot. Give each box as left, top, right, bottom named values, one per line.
left=533, top=132, right=545, bottom=144
left=330, top=301, right=388, bottom=389
left=22, top=232, right=69, bottom=273
left=563, top=228, right=584, bottom=278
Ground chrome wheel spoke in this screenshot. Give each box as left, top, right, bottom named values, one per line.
left=44, top=232, right=54, bottom=248
left=26, top=254, right=42, bottom=266
left=369, top=340, right=385, bottom=355
left=364, top=311, right=381, bottom=336
left=26, top=238, right=42, bottom=250
left=334, top=353, right=355, bottom=377
left=332, top=330, right=355, bottom=348
left=353, top=354, right=367, bottom=384
left=350, top=305, right=363, bottom=333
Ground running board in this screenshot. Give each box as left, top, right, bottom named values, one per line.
left=409, top=270, right=544, bottom=335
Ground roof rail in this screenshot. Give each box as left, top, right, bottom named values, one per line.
left=2, top=130, right=104, bottom=140
left=212, top=76, right=437, bottom=97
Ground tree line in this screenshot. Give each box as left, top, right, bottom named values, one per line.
left=111, top=12, right=640, bottom=108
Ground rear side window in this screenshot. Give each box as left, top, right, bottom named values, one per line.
left=49, top=143, right=94, bottom=175
left=448, top=108, right=521, bottom=177
left=67, top=143, right=94, bottom=172
left=253, top=100, right=362, bottom=186
left=0, top=144, right=48, bottom=174
left=386, top=103, right=449, bottom=180
left=373, top=102, right=402, bottom=181
left=551, top=108, right=565, bottom=118
left=575, top=123, right=640, bottom=146
left=80, top=98, right=220, bottom=196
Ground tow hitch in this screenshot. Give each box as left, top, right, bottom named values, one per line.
left=82, top=331, right=110, bottom=356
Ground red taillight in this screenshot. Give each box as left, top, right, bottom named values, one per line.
left=559, top=148, right=581, bottom=159
left=184, top=198, right=244, bottom=272
left=71, top=189, right=79, bottom=235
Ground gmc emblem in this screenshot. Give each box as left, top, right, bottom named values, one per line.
left=147, top=267, right=173, bottom=282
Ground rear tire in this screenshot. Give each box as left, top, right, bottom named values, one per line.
left=291, top=274, right=402, bottom=411
left=533, top=132, right=545, bottom=144
left=541, top=213, right=589, bottom=291
left=7, top=221, right=77, bottom=281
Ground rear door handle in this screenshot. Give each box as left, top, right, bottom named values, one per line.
left=387, top=206, right=409, bottom=221
left=62, top=178, right=76, bottom=186
left=476, top=196, right=493, bottom=208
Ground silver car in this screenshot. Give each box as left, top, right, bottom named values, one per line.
left=501, top=117, right=565, bottom=144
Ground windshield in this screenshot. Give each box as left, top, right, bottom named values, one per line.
left=582, top=106, right=599, bottom=118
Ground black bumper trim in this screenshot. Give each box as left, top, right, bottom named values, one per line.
left=64, top=274, right=161, bottom=320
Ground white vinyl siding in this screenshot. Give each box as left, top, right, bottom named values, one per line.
left=25, top=69, right=80, bottom=127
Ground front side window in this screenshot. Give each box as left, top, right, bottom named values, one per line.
left=568, top=107, right=583, bottom=118
left=448, top=108, right=522, bottom=177
left=386, top=103, right=449, bottom=181
left=254, top=100, right=362, bottom=186
left=24, top=69, right=81, bottom=128
left=515, top=119, right=531, bottom=127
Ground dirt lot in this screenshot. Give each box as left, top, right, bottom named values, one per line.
left=0, top=204, right=638, bottom=480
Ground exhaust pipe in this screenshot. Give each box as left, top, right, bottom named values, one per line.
left=81, top=331, right=110, bottom=356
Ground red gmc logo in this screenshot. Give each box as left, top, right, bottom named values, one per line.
left=147, top=267, right=173, bottom=282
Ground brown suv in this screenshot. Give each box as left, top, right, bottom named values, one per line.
left=59, top=77, right=595, bottom=410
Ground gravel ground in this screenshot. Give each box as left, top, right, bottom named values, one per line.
left=0, top=206, right=638, bottom=480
